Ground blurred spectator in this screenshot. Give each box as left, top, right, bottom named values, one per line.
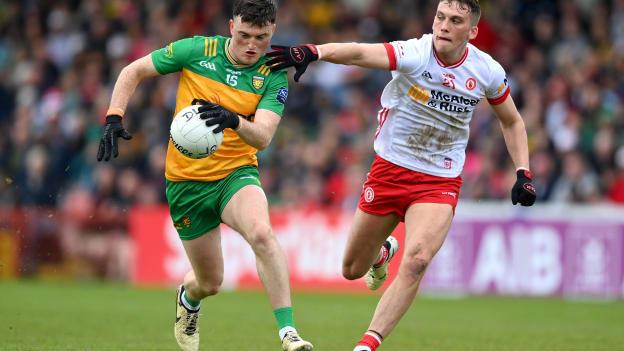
left=608, top=145, right=624, bottom=203
left=550, top=150, right=601, bottom=202
left=17, top=144, right=57, bottom=205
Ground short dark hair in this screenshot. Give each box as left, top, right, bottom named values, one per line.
left=232, top=0, right=277, bottom=27
left=441, top=0, right=481, bottom=25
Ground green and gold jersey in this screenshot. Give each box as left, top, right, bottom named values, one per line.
left=151, top=35, right=288, bottom=182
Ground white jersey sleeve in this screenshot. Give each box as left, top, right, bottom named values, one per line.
left=484, top=59, right=510, bottom=105
left=388, top=34, right=432, bottom=74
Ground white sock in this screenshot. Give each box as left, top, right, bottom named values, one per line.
left=279, top=326, right=297, bottom=340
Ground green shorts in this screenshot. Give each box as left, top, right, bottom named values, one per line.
left=165, top=165, right=261, bottom=240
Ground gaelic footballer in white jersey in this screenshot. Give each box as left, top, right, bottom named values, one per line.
left=375, top=34, right=510, bottom=178
left=265, top=3, right=536, bottom=350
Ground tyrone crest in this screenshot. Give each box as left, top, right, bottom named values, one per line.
left=364, top=187, right=375, bottom=203
left=252, top=76, right=265, bottom=89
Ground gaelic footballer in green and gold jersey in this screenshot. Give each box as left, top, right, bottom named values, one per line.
left=151, top=35, right=288, bottom=182
left=99, top=1, right=315, bottom=350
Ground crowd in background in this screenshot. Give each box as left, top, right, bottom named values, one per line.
left=1, top=0, right=624, bottom=277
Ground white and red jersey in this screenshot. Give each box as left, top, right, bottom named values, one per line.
left=374, top=34, right=510, bottom=178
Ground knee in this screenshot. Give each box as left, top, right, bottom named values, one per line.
left=342, top=267, right=364, bottom=281
left=247, top=222, right=276, bottom=253
left=342, top=260, right=366, bottom=280
left=195, top=277, right=223, bottom=298
left=399, top=254, right=431, bottom=282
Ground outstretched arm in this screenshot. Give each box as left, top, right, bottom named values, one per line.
left=97, top=54, right=160, bottom=162
left=267, top=42, right=393, bottom=81
left=107, top=54, right=160, bottom=117
left=316, top=43, right=391, bottom=69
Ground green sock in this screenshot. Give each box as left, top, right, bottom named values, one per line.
left=273, top=307, right=295, bottom=329
left=182, top=290, right=201, bottom=308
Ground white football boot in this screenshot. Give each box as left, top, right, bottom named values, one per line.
left=366, top=236, right=400, bottom=290
left=281, top=330, right=314, bottom=351
left=174, top=285, right=200, bottom=351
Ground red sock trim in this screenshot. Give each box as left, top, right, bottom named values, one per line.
left=373, top=246, right=389, bottom=268
left=357, top=333, right=381, bottom=350
left=366, top=330, right=383, bottom=342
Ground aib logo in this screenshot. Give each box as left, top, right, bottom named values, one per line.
left=290, top=47, right=305, bottom=63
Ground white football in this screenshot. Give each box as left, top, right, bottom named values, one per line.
left=170, top=105, right=224, bottom=159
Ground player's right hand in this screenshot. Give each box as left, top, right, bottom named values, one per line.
left=96, top=115, right=132, bottom=162
left=266, top=44, right=319, bottom=82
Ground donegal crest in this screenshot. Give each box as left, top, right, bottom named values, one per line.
left=252, top=76, right=265, bottom=89
left=174, top=215, right=192, bottom=230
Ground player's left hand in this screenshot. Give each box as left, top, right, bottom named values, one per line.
left=266, top=44, right=319, bottom=82
left=511, top=169, right=536, bottom=206
left=197, top=102, right=240, bottom=133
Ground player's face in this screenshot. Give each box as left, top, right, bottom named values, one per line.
left=432, top=1, right=478, bottom=56
left=229, top=16, right=275, bottom=65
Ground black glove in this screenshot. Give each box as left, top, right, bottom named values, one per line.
left=96, top=115, right=132, bottom=162
left=511, top=169, right=536, bottom=206
left=266, top=44, right=319, bottom=82
left=197, top=102, right=240, bottom=133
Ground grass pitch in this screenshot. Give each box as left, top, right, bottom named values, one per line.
left=0, top=280, right=622, bottom=350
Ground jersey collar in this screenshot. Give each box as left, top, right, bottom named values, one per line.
left=224, top=38, right=255, bottom=69
left=433, top=45, right=469, bottom=69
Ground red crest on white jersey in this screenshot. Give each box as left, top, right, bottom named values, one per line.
left=466, top=77, right=476, bottom=90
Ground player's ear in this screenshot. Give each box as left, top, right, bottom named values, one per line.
left=229, top=19, right=235, bottom=35
left=469, top=25, right=479, bottom=41
left=266, top=23, right=276, bottom=41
